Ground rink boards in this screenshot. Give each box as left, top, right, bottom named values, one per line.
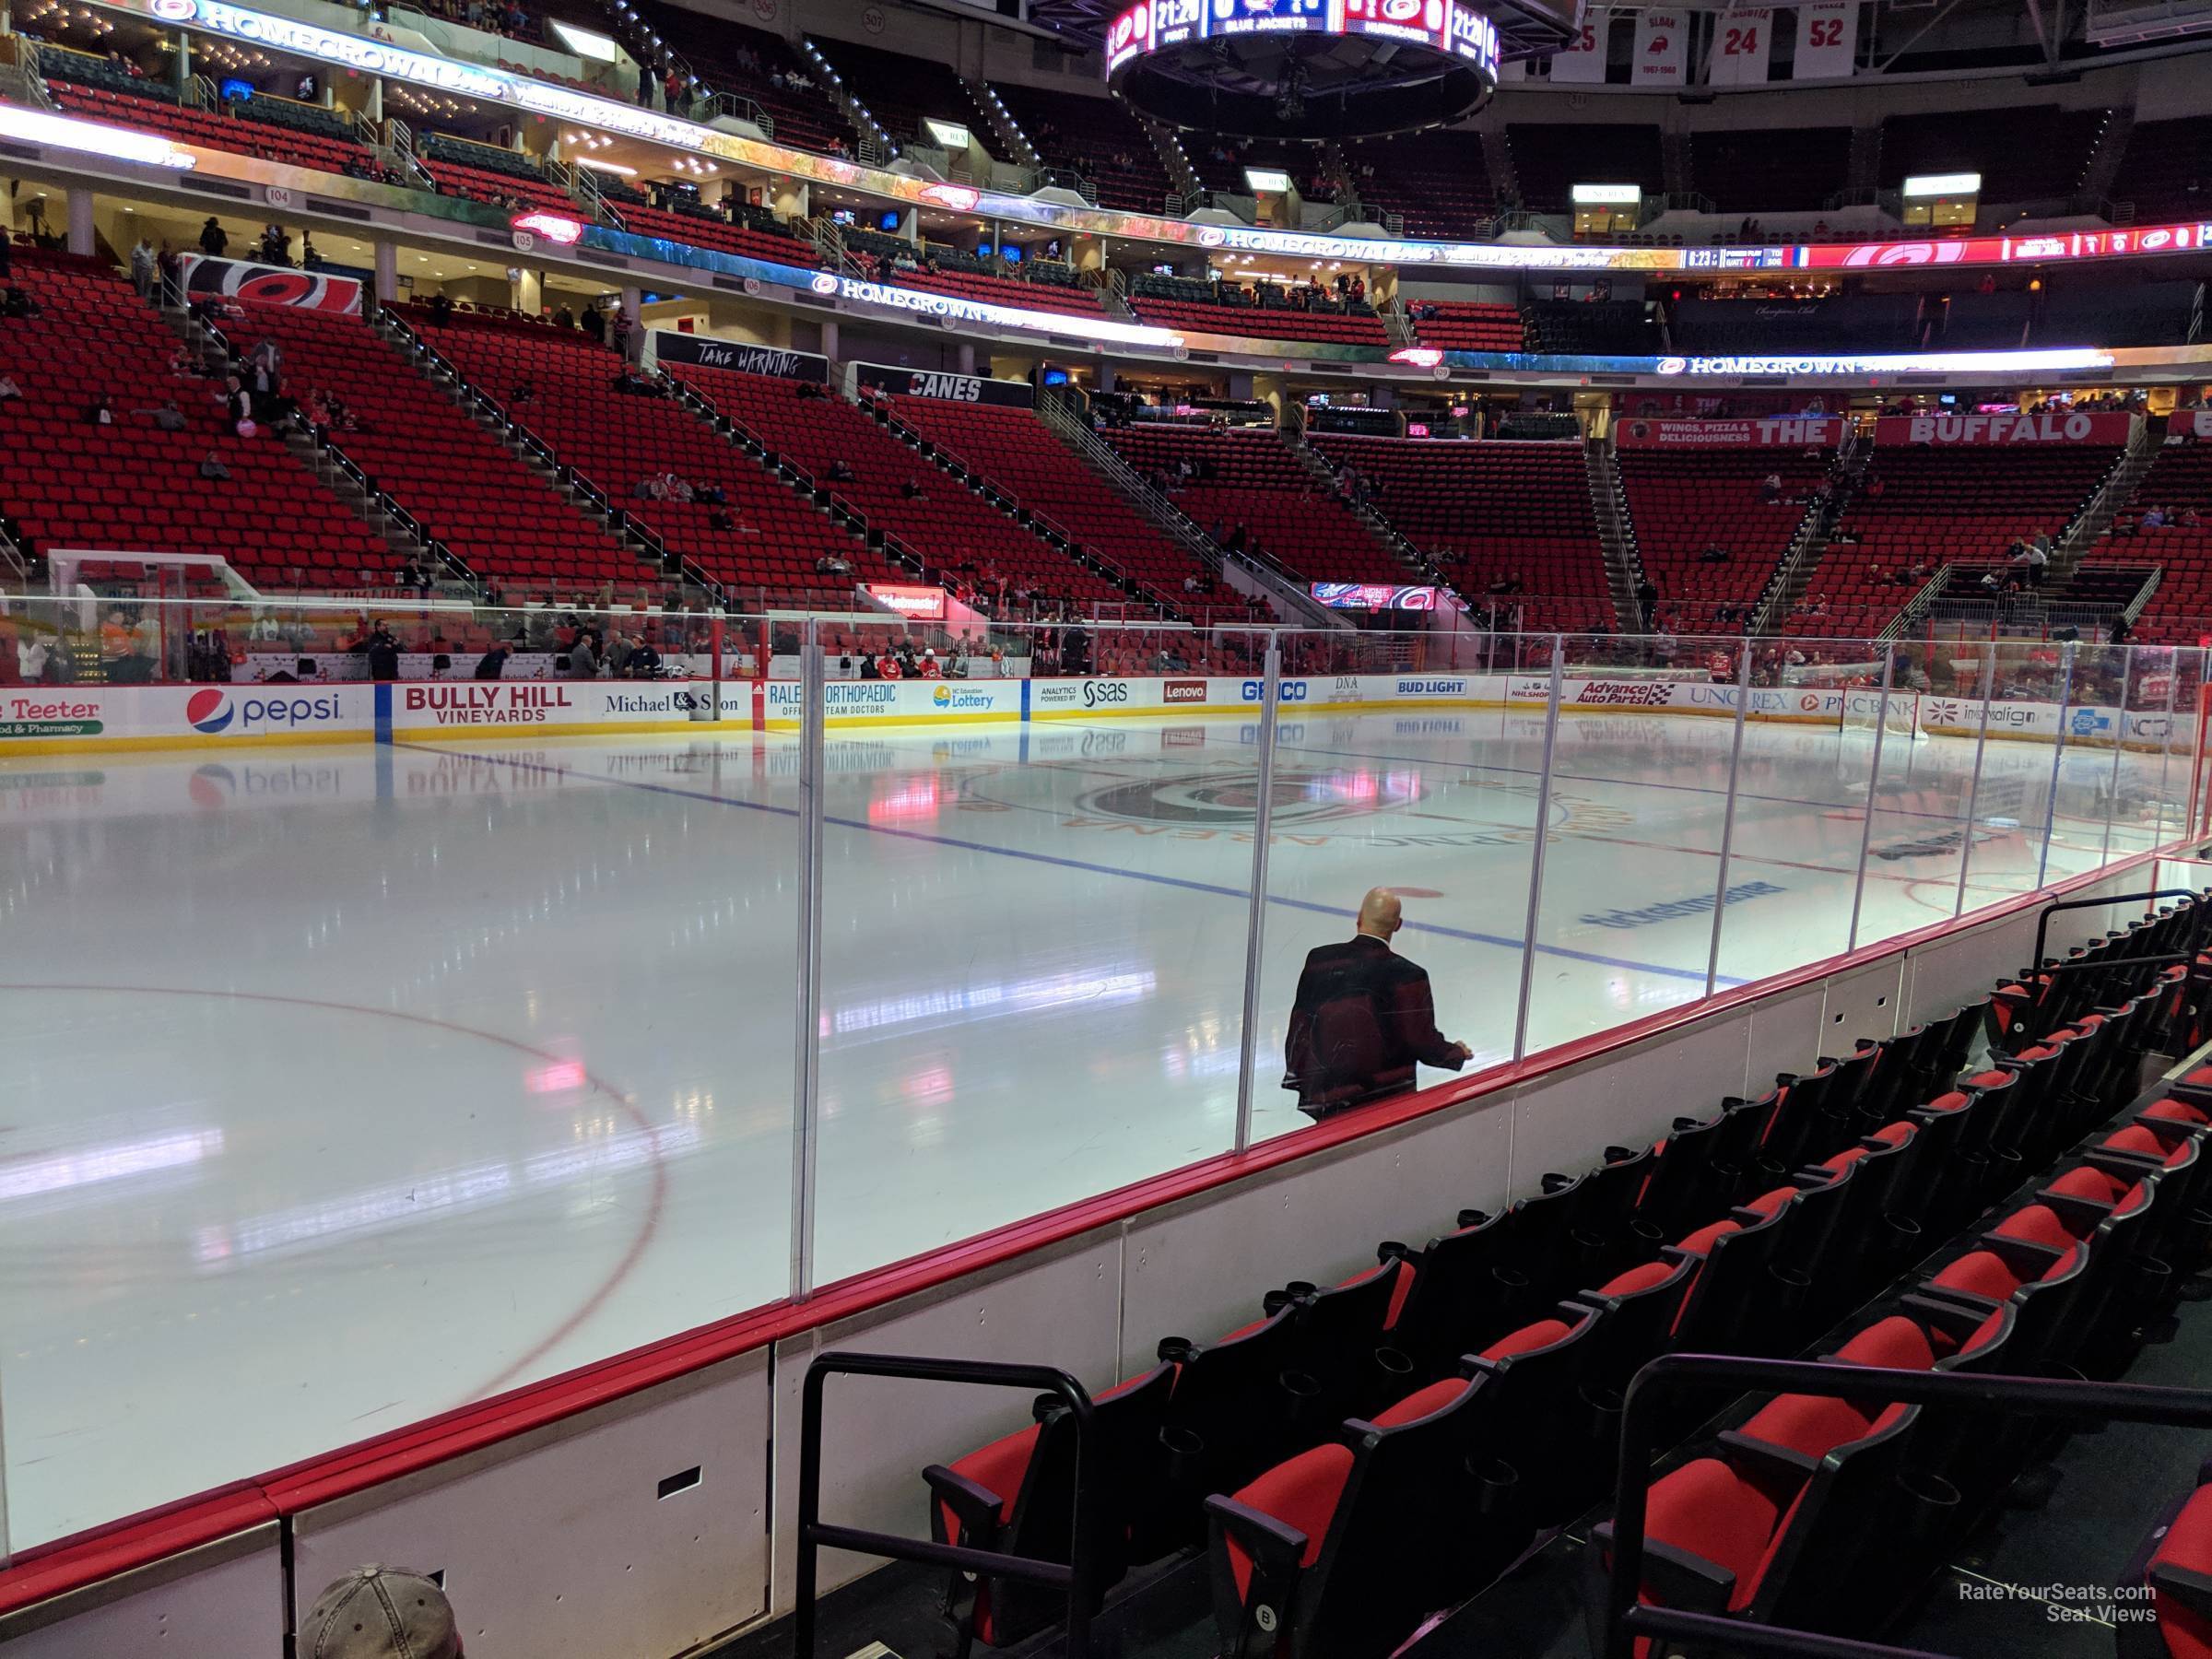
left=0, top=671, right=2187, bottom=754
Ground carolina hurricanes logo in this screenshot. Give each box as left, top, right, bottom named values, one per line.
left=1077, top=769, right=1425, bottom=828
left=185, top=689, right=233, bottom=734
left=810, top=272, right=840, bottom=295
left=1843, top=241, right=1967, bottom=268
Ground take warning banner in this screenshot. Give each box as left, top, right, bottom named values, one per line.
left=650, top=331, right=828, bottom=381
left=1874, top=411, right=2136, bottom=446
left=1614, top=416, right=1844, bottom=448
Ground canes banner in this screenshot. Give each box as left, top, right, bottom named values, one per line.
left=176, top=253, right=362, bottom=313
left=850, top=362, right=1037, bottom=408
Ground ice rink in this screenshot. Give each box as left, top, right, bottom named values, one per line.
left=0, top=706, right=2186, bottom=1547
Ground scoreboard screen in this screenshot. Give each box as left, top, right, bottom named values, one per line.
left=1107, top=0, right=1500, bottom=75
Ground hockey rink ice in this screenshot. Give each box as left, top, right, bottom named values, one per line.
left=0, top=706, right=2190, bottom=1547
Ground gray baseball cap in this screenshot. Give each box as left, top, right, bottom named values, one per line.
left=299, top=1566, right=461, bottom=1659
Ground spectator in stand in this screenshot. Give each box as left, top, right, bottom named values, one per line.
left=1758, top=470, right=1783, bottom=502
left=828, top=459, right=856, bottom=483
left=1282, top=888, right=1470, bottom=1120
left=199, top=217, right=228, bottom=256
left=366, top=626, right=400, bottom=681
left=130, top=236, right=156, bottom=300
left=85, top=394, right=115, bottom=428
left=299, top=1566, right=461, bottom=1659
left=475, top=637, right=514, bottom=679
left=2143, top=505, right=2169, bottom=529
left=552, top=304, right=575, bottom=329
left=1699, top=542, right=1731, bottom=563
left=0, top=374, right=19, bottom=405
left=567, top=629, right=599, bottom=678
left=15, top=625, right=51, bottom=685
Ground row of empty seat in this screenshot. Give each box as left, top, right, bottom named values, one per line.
left=1309, top=434, right=1606, bottom=618
left=1102, top=427, right=1410, bottom=586
left=917, top=896, right=2211, bottom=1659
left=222, top=300, right=639, bottom=588
left=0, top=249, right=388, bottom=588
left=1618, top=445, right=1833, bottom=621
left=398, top=306, right=886, bottom=599
left=1790, top=435, right=2125, bottom=633
left=667, top=362, right=1125, bottom=606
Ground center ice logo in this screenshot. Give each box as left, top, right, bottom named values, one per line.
left=185, top=689, right=234, bottom=734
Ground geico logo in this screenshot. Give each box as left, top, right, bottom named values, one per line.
left=1081, top=680, right=1131, bottom=707
left=1241, top=679, right=1310, bottom=701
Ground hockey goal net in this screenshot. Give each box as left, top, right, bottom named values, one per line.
left=1839, top=686, right=1927, bottom=741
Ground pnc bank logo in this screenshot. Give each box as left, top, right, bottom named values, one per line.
left=186, top=689, right=234, bottom=733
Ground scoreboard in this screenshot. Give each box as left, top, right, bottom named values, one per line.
left=1107, top=0, right=1500, bottom=76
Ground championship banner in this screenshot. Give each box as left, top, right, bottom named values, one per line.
left=1705, top=7, right=1771, bottom=86
left=1793, top=0, right=1856, bottom=77
left=647, top=331, right=827, bottom=381
left=1874, top=411, right=2136, bottom=447
left=850, top=362, right=1036, bottom=408
left=1631, top=9, right=1688, bottom=85
left=176, top=253, right=361, bottom=313
left=1549, top=6, right=1611, bottom=81
left=1614, top=415, right=1844, bottom=447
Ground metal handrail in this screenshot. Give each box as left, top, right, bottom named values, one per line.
left=795, top=1352, right=1104, bottom=1659
left=1604, top=1351, right=2212, bottom=1659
